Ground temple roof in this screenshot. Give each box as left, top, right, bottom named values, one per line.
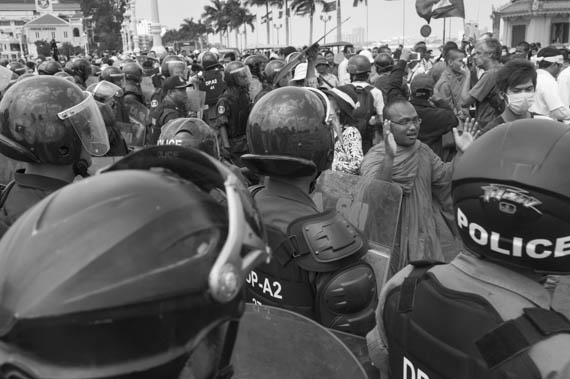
left=25, top=13, right=69, bottom=26
left=496, top=0, right=570, bottom=18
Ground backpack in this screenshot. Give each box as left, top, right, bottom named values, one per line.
left=352, top=84, right=376, bottom=153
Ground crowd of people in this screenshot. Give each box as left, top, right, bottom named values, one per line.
left=0, top=30, right=568, bottom=378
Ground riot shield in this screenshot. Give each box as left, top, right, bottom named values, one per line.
left=140, top=76, right=155, bottom=106
left=87, top=156, right=124, bottom=176
left=312, top=170, right=403, bottom=289
left=233, top=303, right=367, bottom=379
left=121, top=100, right=149, bottom=148
left=331, top=329, right=380, bottom=379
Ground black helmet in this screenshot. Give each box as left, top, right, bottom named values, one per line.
left=122, top=61, right=143, bottom=82
left=263, top=59, right=285, bottom=83
left=0, top=150, right=269, bottom=379
left=158, top=118, right=220, bottom=159
left=100, top=66, right=125, bottom=85
left=8, top=62, right=27, bottom=76
left=374, top=53, right=394, bottom=72
left=0, top=76, right=109, bottom=164
left=244, top=54, right=269, bottom=78
left=161, top=55, right=187, bottom=78
left=224, top=61, right=252, bottom=88
left=242, top=87, right=334, bottom=177
left=347, top=55, right=371, bottom=75
left=70, top=58, right=92, bottom=81
left=37, top=60, right=63, bottom=75
left=86, top=80, right=124, bottom=104
left=54, top=71, right=75, bottom=82
left=452, top=119, right=570, bottom=274
left=201, top=51, right=223, bottom=71
left=137, top=55, right=159, bottom=76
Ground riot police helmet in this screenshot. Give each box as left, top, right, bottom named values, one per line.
left=122, top=62, right=143, bottom=83
left=100, top=66, right=125, bottom=86
left=201, top=52, right=223, bottom=71
left=244, top=54, right=269, bottom=78
left=70, top=58, right=92, bottom=81
left=242, top=86, right=334, bottom=177
left=374, top=53, right=394, bottom=72
left=8, top=62, right=27, bottom=76
left=0, top=76, right=109, bottom=164
left=347, top=55, right=371, bottom=75
left=0, top=147, right=269, bottom=378
left=161, top=55, right=187, bottom=78
left=224, top=61, right=252, bottom=88
left=263, top=59, right=285, bottom=84
left=158, top=118, right=220, bottom=159
left=37, top=60, right=63, bottom=75
left=452, top=119, right=570, bottom=274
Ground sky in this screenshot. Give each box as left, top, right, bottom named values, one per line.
left=137, top=0, right=508, bottom=48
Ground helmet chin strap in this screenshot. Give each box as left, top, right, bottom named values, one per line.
left=212, top=319, right=240, bottom=379
left=73, top=159, right=90, bottom=178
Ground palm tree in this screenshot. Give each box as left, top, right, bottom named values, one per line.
left=289, top=0, right=325, bottom=44
left=179, top=17, right=212, bottom=50
left=246, top=0, right=283, bottom=46
left=202, top=0, right=229, bottom=46
left=242, top=12, right=255, bottom=49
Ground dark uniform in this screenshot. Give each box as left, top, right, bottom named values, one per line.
left=148, top=97, right=186, bottom=145
left=123, top=81, right=145, bottom=105
left=215, top=86, right=251, bottom=165
left=242, top=87, right=378, bottom=337
left=198, top=68, right=226, bottom=125
left=368, top=119, right=570, bottom=378
left=0, top=170, right=68, bottom=236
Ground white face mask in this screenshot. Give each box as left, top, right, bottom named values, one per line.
left=506, top=91, right=535, bottom=115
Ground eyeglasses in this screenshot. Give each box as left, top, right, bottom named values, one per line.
left=390, top=117, right=422, bottom=127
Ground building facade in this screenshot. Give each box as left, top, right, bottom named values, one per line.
left=494, top=0, right=570, bottom=47
left=0, top=0, right=82, bottom=60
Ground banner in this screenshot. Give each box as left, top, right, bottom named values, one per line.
left=416, top=0, right=465, bottom=23
left=323, top=0, right=337, bottom=13
left=35, top=0, right=53, bottom=13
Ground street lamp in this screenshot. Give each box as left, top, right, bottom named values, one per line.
left=273, top=24, right=282, bottom=46
left=320, top=14, right=331, bottom=44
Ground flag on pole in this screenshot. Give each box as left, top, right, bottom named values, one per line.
left=260, top=11, right=273, bottom=24
left=295, top=4, right=312, bottom=16
left=416, top=0, right=465, bottom=23
left=323, top=1, right=337, bottom=13
left=353, top=0, right=368, bottom=6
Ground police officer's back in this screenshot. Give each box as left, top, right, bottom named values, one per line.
left=121, top=62, right=146, bottom=105
left=215, top=61, right=252, bottom=166
left=241, top=87, right=378, bottom=337
left=148, top=76, right=190, bottom=145
left=197, top=52, right=226, bottom=126
left=367, top=119, right=570, bottom=378
left=0, top=76, right=110, bottom=237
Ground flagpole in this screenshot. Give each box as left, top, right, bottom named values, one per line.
left=366, top=1, right=369, bottom=44
left=402, top=0, right=405, bottom=45
left=443, top=17, right=446, bottom=43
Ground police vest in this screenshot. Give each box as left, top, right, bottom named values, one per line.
left=246, top=190, right=377, bottom=337
left=216, top=89, right=250, bottom=139
left=383, top=261, right=570, bottom=379
left=198, top=70, right=226, bottom=106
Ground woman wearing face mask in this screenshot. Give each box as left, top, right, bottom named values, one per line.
left=480, top=59, right=539, bottom=135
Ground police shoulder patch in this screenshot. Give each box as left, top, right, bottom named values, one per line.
left=150, top=99, right=158, bottom=108
left=217, top=104, right=226, bottom=115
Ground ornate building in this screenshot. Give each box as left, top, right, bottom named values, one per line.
left=0, top=0, right=82, bottom=60
left=493, top=0, right=570, bottom=47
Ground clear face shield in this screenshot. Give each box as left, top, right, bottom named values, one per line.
left=230, top=66, right=252, bottom=87
left=168, top=61, right=189, bottom=80
left=102, top=146, right=270, bottom=303
left=86, top=81, right=124, bottom=104
left=57, top=92, right=110, bottom=156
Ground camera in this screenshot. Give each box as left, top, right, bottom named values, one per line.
left=409, top=52, right=420, bottom=61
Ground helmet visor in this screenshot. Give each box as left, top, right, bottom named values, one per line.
left=230, top=66, right=252, bottom=86
left=86, top=81, right=124, bottom=103
left=57, top=92, right=110, bottom=156
left=102, top=146, right=269, bottom=302
left=167, top=61, right=188, bottom=78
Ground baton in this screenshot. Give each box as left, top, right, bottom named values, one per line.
left=273, top=17, right=351, bottom=86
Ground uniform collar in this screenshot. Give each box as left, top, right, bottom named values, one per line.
left=14, top=169, right=69, bottom=192
left=265, top=178, right=318, bottom=210
left=451, top=252, right=552, bottom=309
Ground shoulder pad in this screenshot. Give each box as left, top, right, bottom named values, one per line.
left=287, top=210, right=367, bottom=272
